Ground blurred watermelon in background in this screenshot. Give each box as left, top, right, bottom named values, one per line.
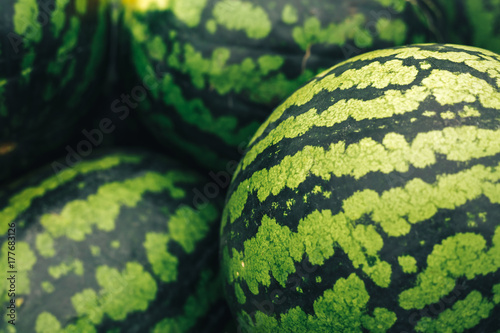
left=0, top=0, right=110, bottom=183
left=433, top=0, right=500, bottom=54
left=119, top=0, right=441, bottom=170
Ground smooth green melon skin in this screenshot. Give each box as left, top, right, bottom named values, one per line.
left=0, top=0, right=109, bottom=183
left=433, top=0, right=500, bottom=54
left=119, top=0, right=440, bottom=170
left=220, top=44, right=500, bottom=332
left=0, top=150, right=231, bottom=332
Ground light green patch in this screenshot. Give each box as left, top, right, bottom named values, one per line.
left=423, top=70, right=500, bottom=108
left=172, top=0, right=208, bottom=27
left=40, top=170, right=195, bottom=241
left=0, top=242, right=36, bottom=299
left=467, top=212, right=478, bottom=227
left=246, top=273, right=396, bottom=332
left=459, top=105, right=481, bottom=118
left=51, top=0, right=70, bottom=38
left=90, top=245, right=100, bottom=256
left=235, top=282, right=246, bottom=304
left=312, top=186, right=322, bottom=194
left=494, top=284, right=500, bottom=304
left=399, top=228, right=500, bottom=310
left=152, top=270, right=222, bottom=333
left=146, top=35, right=167, bottom=61
left=282, top=4, right=298, bottom=24
left=257, top=55, right=284, bottom=76
left=41, top=281, right=55, bottom=293
left=212, top=1, right=271, bottom=39
left=75, top=0, right=87, bottom=14
left=205, top=19, right=217, bottom=34
left=398, top=255, right=417, bottom=273
left=111, top=240, right=120, bottom=249
left=420, top=61, right=432, bottom=70
left=415, top=290, right=496, bottom=332
left=292, top=14, right=372, bottom=51
left=376, top=18, right=406, bottom=45
left=223, top=216, right=296, bottom=294
left=35, top=312, right=61, bottom=333
left=125, top=0, right=207, bottom=26
left=0, top=154, right=142, bottom=236
left=374, top=0, right=407, bottom=12
left=143, top=233, right=178, bottom=283
left=48, top=259, right=84, bottom=279
left=14, top=0, right=42, bottom=43
left=422, top=111, right=436, bottom=117
left=228, top=127, right=500, bottom=230
left=478, top=212, right=487, bottom=223
left=36, top=232, right=55, bottom=258
left=71, top=262, right=157, bottom=324
left=316, top=276, right=322, bottom=283
left=168, top=204, right=218, bottom=253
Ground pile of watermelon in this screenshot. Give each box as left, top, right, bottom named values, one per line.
left=0, top=0, right=498, bottom=332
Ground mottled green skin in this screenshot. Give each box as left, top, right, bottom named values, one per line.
left=220, top=44, right=500, bottom=332
left=0, top=0, right=109, bottom=183
left=0, top=150, right=231, bottom=332
left=121, top=0, right=439, bottom=170
left=434, top=0, right=500, bottom=54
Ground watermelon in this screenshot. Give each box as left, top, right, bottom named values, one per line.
left=433, top=0, right=500, bottom=54
left=119, top=0, right=440, bottom=170
left=0, top=0, right=110, bottom=183
left=220, top=44, right=500, bottom=332
left=0, top=150, right=231, bottom=332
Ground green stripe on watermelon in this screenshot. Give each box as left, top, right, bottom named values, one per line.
left=120, top=0, right=440, bottom=170
left=0, top=0, right=109, bottom=182
left=0, top=153, right=142, bottom=235
left=0, top=150, right=231, bottom=332
left=220, top=44, right=500, bottom=332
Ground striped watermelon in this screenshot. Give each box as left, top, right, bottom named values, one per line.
left=119, top=0, right=440, bottom=170
left=433, top=0, right=500, bottom=54
left=220, top=44, right=500, bottom=332
left=0, top=150, right=231, bottom=332
left=0, top=0, right=110, bottom=182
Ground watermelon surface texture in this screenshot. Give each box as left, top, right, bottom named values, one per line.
left=120, top=0, right=439, bottom=170
left=434, top=0, right=500, bottom=54
left=220, top=44, right=500, bottom=332
left=0, top=0, right=109, bottom=183
left=0, top=150, right=231, bottom=332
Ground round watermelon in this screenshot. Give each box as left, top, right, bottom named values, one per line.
left=220, top=44, right=500, bottom=332
left=119, top=0, right=440, bottom=170
left=433, top=0, right=500, bottom=54
left=0, top=0, right=110, bottom=183
left=0, top=150, right=231, bottom=332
